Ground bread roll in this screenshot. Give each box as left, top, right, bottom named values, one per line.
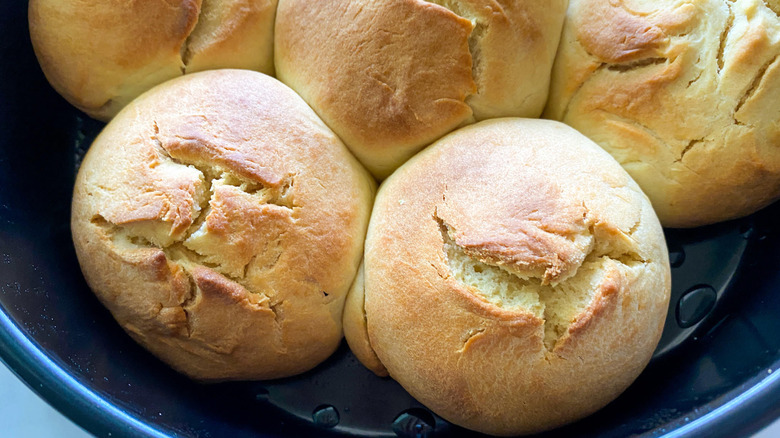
left=71, top=70, right=375, bottom=381
left=275, top=0, right=568, bottom=178
left=545, top=0, right=780, bottom=227
left=348, top=118, right=671, bottom=435
left=29, top=0, right=277, bottom=121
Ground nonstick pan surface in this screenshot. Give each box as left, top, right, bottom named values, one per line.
left=1, top=2, right=779, bottom=437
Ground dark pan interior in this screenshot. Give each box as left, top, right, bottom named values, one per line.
left=2, top=2, right=779, bottom=437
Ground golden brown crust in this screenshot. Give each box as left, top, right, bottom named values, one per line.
left=545, top=0, right=780, bottom=227
left=29, top=0, right=278, bottom=121
left=71, top=70, right=375, bottom=381
left=275, top=0, right=474, bottom=178
left=275, top=0, right=568, bottom=178
left=434, top=170, right=591, bottom=284
left=453, top=0, right=569, bottom=120
left=356, top=119, right=670, bottom=435
left=342, top=262, right=388, bottom=376
left=184, top=0, right=277, bottom=75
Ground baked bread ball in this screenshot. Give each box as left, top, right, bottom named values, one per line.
left=545, top=0, right=780, bottom=228
left=71, top=70, right=375, bottom=381
left=29, top=0, right=277, bottom=121
left=347, top=119, right=671, bottom=435
left=275, top=0, right=568, bottom=178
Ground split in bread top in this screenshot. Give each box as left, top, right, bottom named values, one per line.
left=71, top=70, right=375, bottom=381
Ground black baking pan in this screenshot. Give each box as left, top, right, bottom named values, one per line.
left=2, top=2, right=779, bottom=437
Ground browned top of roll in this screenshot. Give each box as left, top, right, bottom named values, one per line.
left=29, top=0, right=277, bottom=121
left=545, top=0, right=780, bottom=227
left=275, top=0, right=568, bottom=178
left=350, top=118, right=670, bottom=435
left=71, top=70, right=375, bottom=381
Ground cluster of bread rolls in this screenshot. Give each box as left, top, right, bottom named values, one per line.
left=36, top=0, right=778, bottom=435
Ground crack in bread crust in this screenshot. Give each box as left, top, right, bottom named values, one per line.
left=734, top=55, right=778, bottom=117
left=607, top=57, right=669, bottom=72
left=437, top=212, right=646, bottom=351
left=180, top=270, right=198, bottom=338
left=179, top=0, right=205, bottom=72
left=717, top=0, right=735, bottom=73
left=424, top=1, right=483, bottom=91
left=677, top=138, right=704, bottom=163
left=457, top=326, right=486, bottom=353
left=553, top=0, right=697, bottom=122
left=558, top=62, right=606, bottom=122
left=91, top=122, right=296, bottom=292
left=423, top=0, right=489, bottom=108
